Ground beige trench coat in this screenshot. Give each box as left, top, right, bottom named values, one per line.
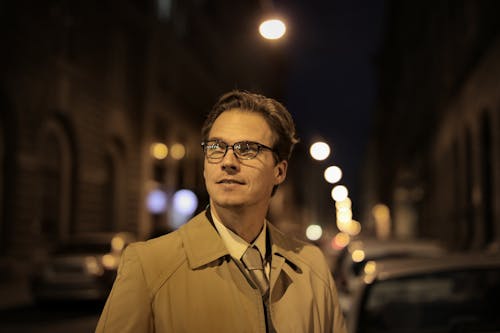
left=96, top=210, right=347, bottom=333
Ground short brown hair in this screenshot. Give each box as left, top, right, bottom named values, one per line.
left=201, top=90, right=299, bottom=162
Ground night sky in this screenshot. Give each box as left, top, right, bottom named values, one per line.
left=278, top=0, right=385, bottom=211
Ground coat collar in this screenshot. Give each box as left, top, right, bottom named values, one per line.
left=179, top=210, right=303, bottom=271
left=179, top=210, right=229, bottom=269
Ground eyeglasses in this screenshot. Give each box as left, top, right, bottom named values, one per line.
left=201, top=140, right=276, bottom=161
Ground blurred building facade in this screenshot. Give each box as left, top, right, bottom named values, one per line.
left=0, top=0, right=290, bottom=277
left=363, top=1, right=500, bottom=250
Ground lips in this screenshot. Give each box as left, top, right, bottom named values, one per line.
left=217, top=179, right=245, bottom=185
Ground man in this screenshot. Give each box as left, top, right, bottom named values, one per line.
left=95, top=91, right=347, bottom=332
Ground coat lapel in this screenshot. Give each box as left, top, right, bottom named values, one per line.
left=179, top=211, right=229, bottom=269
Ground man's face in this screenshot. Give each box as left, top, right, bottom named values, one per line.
left=203, top=109, right=287, bottom=211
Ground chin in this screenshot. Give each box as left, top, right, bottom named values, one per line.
left=212, top=199, right=246, bottom=209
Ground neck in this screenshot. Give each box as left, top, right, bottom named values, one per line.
left=210, top=202, right=268, bottom=243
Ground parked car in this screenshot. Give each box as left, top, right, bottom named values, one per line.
left=31, top=232, right=136, bottom=303
left=332, top=238, right=445, bottom=313
left=347, top=253, right=500, bottom=333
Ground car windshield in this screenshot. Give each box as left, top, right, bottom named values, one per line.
left=358, top=267, right=500, bottom=333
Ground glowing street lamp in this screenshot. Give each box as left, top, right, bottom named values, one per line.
left=310, top=141, right=331, bottom=161
left=324, top=166, right=342, bottom=184
left=259, top=18, right=286, bottom=40
left=305, top=224, right=323, bottom=241
left=331, top=185, right=348, bottom=202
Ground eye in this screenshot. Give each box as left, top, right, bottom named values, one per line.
left=207, top=141, right=222, bottom=149
left=236, top=142, right=258, bottom=156
left=205, top=141, right=227, bottom=156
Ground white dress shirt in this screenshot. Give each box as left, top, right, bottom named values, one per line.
left=212, top=213, right=270, bottom=278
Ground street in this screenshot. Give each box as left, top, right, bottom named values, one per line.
left=0, top=301, right=101, bottom=333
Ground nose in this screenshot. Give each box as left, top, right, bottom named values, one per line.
left=221, top=148, right=240, bottom=172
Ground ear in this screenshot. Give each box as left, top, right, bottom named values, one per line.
left=274, top=160, right=288, bottom=185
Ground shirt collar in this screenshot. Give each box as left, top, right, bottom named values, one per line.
left=180, top=210, right=302, bottom=271
left=212, top=212, right=267, bottom=261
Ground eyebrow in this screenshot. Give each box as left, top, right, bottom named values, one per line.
left=206, top=137, right=223, bottom=142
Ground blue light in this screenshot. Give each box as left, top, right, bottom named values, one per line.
left=146, top=189, right=168, bottom=214
left=170, top=189, right=198, bottom=228
left=172, top=189, right=198, bottom=216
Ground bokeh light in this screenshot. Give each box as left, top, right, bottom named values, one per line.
left=170, top=143, right=186, bottom=160
left=336, top=209, right=353, bottom=223
left=345, top=219, right=362, bottom=236
left=111, top=235, right=125, bottom=252
left=101, top=254, right=119, bottom=270
left=305, top=224, right=323, bottom=241
left=364, top=261, right=377, bottom=275
left=331, top=232, right=350, bottom=250
left=335, top=197, right=352, bottom=210
left=331, top=185, right=348, bottom=201
left=146, top=189, right=168, bottom=214
left=351, top=249, right=365, bottom=263
left=150, top=143, right=168, bottom=160
left=259, top=19, right=286, bottom=40
left=170, top=189, right=199, bottom=229
left=372, top=203, right=391, bottom=240
left=310, top=141, right=331, bottom=161
left=172, top=189, right=198, bottom=216
left=324, top=165, right=342, bottom=184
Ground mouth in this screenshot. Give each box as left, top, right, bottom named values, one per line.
left=217, top=179, right=245, bottom=185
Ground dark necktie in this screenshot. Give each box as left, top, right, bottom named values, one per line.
left=241, top=246, right=269, bottom=296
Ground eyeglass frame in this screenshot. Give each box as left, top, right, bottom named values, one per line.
left=201, top=140, right=277, bottom=161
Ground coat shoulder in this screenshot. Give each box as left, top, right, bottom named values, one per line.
left=131, top=230, right=186, bottom=293
left=270, top=224, right=331, bottom=283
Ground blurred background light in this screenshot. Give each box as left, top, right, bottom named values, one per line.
left=111, top=235, right=125, bottom=252
left=146, top=189, right=168, bottom=214
left=372, top=203, right=390, bottom=222
left=151, top=142, right=168, bottom=160
left=372, top=203, right=392, bottom=240
left=310, top=141, right=331, bottom=161
left=305, top=224, right=323, bottom=241
left=259, top=18, right=286, bottom=39
left=85, top=256, right=103, bottom=276
left=170, top=189, right=199, bottom=229
left=324, top=165, right=342, bottom=184
left=351, top=249, right=365, bottom=263
left=101, top=254, right=118, bottom=270
left=331, top=232, right=350, bottom=250
left=331, top=185, right=348, bottom=201
left=336, top=209, right=352, bottom=223
left=345, top=219, right=362, bottom=236
left=170, top=143, right=186, bottom=160
left=172, top=189, right=198, bottom=216
left=335, top=197, right=352, bottom=210
left=364, top=260, right=377, bottom=275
